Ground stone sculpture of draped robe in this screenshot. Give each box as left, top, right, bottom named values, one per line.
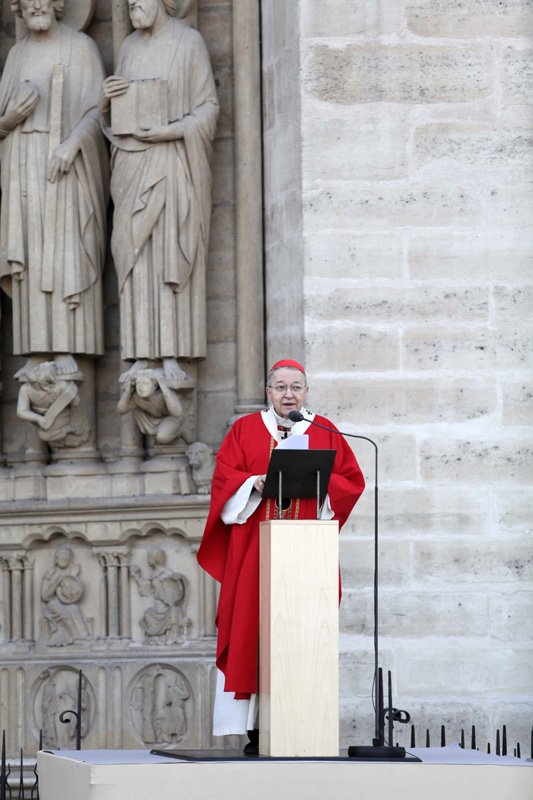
left=0, top=24, right=108, bottom=356
left=104, top=17, right=218, bottom=362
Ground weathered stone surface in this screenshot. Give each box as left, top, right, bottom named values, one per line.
left=304, top=232, right=403, bottom=279
left=414, top=124, right=533, bottom=169
left=485, top=182, right=533, bottom=227
left=306, top=283, right=489, bottom=323
left=408, top=231, right=533, bottom=281
left=340, top=538, right=412, bottom=589
left=501, top=380, right=533, bottom=426
left=305, top=45, right=493, bottom=104
left=377, top=486, right=491, bottom=537
left=304, top=325, right=399, bottom=374
left=304, top=117, right=408, bottom=181
left=413, top=541, right=533, bottom=583
left=492, top=285, right=533, bottom=322
left=489, top=593, right=533, bottom=641
left=312, top=376, right=497, bottom=426
left=496, top=488, right=533, bottom=533
left=304, top=182, right=482, bottom=229
left=404, top=327, right=533, bottom=370
left=379, top=591, right=489, bottom=637
left=406, top=0, right=533, bottom=38
left=420, top=437, right=533, bottom=483
left=397, top=646, right=533, bottom=695
left=301, top=1, right=368, bottom=37
left=206, top=297, right=236, bottom=343
left=502, top=47, right=533, bottom=103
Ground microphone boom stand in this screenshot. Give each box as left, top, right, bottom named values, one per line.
left=288, top=410, right=406, bottom=759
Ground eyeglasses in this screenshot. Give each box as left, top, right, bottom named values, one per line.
left=267, top=384, right=307, bottom=395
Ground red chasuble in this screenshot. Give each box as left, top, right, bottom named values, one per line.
left=197, top=411, right=365, bottom=698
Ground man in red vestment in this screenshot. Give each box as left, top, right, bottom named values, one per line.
left=197, top=359, right=365, bottom=741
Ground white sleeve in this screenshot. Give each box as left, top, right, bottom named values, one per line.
left=221, top=475, right=263, bottom=525
left=319, top=493, right=335, bottom=520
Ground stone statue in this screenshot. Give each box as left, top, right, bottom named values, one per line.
left=131, top=665, right=191, bottom=745
left=130, top=547, right=191, bottom=644
left=150, top=668, right=190, bottom=744
left=186, top=440, right=214, bottom=494
left=101, top=0, right=219, bottom=379
left=117, top=367, right=194, bottom=445
left=0, top=0, right=108, bottom=365
left=41, top=545, right=91, bottom=645
left=39, top=667, right=90, bottom=748
left=16, top=359, right=88, bottom=447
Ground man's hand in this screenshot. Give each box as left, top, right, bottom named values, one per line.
left=47, top=137, right=79, bottom=183
left=254, top=475, right=266, bottom=494
left=2, top=82, right=39, bottom=130
left=133, top=122, right=184, bottom=143
left=99, top=75, right=130, bottom=113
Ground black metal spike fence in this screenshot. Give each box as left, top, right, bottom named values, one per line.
left=406, top=721, right=532, bottom=760
left=378, top=667, right=532, bottom=760
left=0, top=669, right=86, bottom=800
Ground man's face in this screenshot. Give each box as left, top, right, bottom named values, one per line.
left=128, top=0, right=161, bottom=30
left=266, top=368, right=308, bottom=419
left=20, top=0, right=55, bottom=31
left=135, top=375, right=156, bottom=398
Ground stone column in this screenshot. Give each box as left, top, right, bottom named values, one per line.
left=96, top=548, right=131, bottom=638
left=112, top=0, right=132, bottom=68
left=233, top=0, right=265, bottom=414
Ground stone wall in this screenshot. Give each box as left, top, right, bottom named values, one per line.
left=262, top=0, right=533, bottom=749
left=0, top=0, right=241, bottom=757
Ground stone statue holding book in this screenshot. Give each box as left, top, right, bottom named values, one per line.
left=101, top=0, right=219, bottom=381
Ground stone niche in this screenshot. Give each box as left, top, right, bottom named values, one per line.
left=0, top=0, right=262, bottom=758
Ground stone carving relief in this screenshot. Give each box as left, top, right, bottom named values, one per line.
left=131, top=546, right=191, bottom=645
left=129, top=664, right=192, bottom=746
left=16, top=359, right=88, bottom=448
left=186, top=441, right=214, bottom=494
left=40, top=545, right=91, bottom=646
left=0, top=0, right=108, bottom=444
left=101, top=0, right=219, bottom=382
left=0, top=552, right=33, bottom=641
left=34, top=667, right=93, bottom=750
left=117, top=367, right=195, bottom=445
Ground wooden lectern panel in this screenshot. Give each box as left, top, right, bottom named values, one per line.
left=259, top=520, right=339, bottom=757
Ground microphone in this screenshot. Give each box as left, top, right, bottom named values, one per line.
left=288, top=409, right=376, bottom=447
left=288, top=407, right=408, bottom=758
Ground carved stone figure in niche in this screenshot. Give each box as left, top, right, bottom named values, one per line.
left=186, top=440, right=214, bottom=494
left=130, top=665, right=191, bottom=745
left=0, top=0, right=108, bottom=369
left=117, top=367, right=194, bottom=445
left=131, top=546, right=191, bottom=644
left=41, top=545, right=91, bottom=645
left=16, top=359, right=88, bottom=447
left=100, top=0, right=219, bottom=380
left=38, top=667, right=91, bottom=749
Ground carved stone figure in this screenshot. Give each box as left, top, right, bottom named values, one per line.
left=186, top=440, right=214, bottom=494
left=0, top=0, right=108, bottom=363
left=117, top=367, right=194, bottom=445
left=151, top=668, right=190, bottom=744
left=38, top=667, right=91, bottom=748
left=130, top=665, right=191, bottom=745
left=41, top=545, right=91, bottom=645
left=16, top=360, right=88, bottom=447
left=130, top=547, right=191, bottom=644
left=101, top=0, right=219, bottom=378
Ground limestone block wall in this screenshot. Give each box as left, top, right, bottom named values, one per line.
left=262, top=0, right=533, bottom=749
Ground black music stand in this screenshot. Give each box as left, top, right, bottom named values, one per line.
left=262, top=449, right=336, bottom=518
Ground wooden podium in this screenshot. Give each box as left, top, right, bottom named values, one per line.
left=259, top=519, right=339, bottom=757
